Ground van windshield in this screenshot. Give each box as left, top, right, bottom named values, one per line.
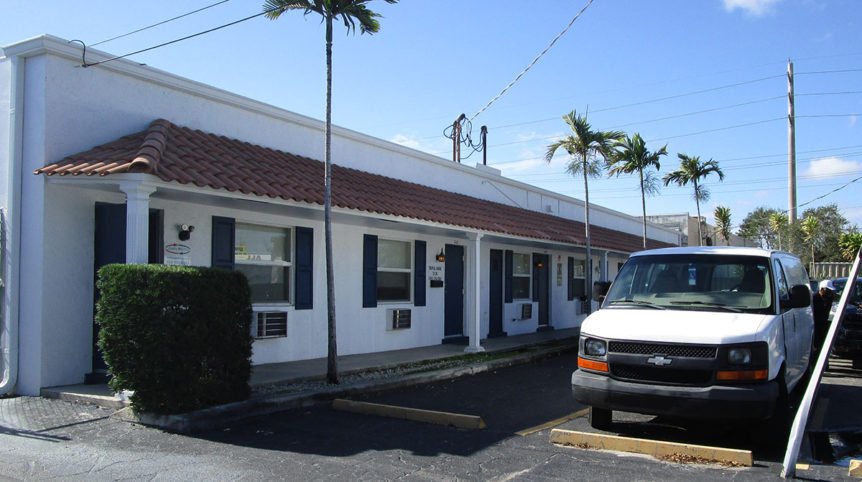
left=604, top=254, right=773, bottom=313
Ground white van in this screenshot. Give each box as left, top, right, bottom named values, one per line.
left=572, top=246, right=814, bottom=429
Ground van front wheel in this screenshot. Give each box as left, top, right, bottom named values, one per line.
left=589, top=407, right=612, bottom=430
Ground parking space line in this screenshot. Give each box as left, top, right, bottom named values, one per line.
left=516, top=408, right=590, bottom=436
left=332, top=399, right=486, bottom=429
left=550, top=429, right=753, bottom=467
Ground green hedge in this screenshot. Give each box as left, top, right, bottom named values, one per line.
left=96, top=264, right=253, bottom=414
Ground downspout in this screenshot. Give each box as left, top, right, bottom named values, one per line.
left=1, top=54, right=23, bottom=395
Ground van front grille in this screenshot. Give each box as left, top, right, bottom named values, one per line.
left=608, top=341, right=716, bottom=359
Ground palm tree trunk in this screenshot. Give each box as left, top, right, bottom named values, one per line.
left=324, top=12, right=339, bottom=384
left=694, top=180, right=703, bottom=246
left=639, top=168, right=647, bottom=249
left=583, top=156, right=592, bottom=314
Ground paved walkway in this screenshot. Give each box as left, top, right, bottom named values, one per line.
left=40, top=328, right=581, bottom=410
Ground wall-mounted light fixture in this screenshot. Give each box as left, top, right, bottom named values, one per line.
left=435, top=249, right=446, bottom=262
left=536, top=261, right=545, bottom=269
left=178, top=224, right=195, bottom=241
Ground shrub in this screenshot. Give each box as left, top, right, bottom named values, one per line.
left=96, top=264, right=252, bottom=414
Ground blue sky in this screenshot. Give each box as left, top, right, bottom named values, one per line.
left=3, top=0, right=861, bottom=231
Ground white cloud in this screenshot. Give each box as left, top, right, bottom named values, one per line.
left=723, top=0, right=781, bottom=16
left=850, top=115, right=858, bottom=128
left=389, top=133, right=421, bottom=150
left=805, top=156, right=862, bottom=178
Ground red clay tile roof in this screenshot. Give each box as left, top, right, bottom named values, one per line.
left=35, top=119, right=672, bottom=252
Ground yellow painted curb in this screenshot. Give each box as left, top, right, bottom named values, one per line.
left=550, top=429, right=753, bottom=467
left=332, top=399, right=486, bottom=429
left=516, top=408, right=590, bottom=436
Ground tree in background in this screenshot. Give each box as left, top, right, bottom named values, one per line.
left=739, top=207, right=779, bottom=249
left=799, top=204, right=851, bottom=262
left=264, top=0, right=398, bottom=384
left=663, top=154, right=724, bottom=246
left=714, top=206, right=732, bottom=246
left=607, top=133, right=667, bottom=249
left=800, top=216, right=822, bottom=270
left=546, top=111, right=624, bottom=311
left=839, top=232, right=862, bottom=261
left=769, top=212, right=788, bottom=251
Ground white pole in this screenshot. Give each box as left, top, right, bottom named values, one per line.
left=465, top=232, right=485, bottom=353
left=781, top=247, right=861, bottom=478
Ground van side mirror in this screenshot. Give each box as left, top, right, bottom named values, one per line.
left=593, top=281, right=611, bottom=302
left=788, top=284, right=811, bottom=309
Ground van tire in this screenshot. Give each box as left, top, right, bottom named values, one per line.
left=589, top=407, right=612, bottom=430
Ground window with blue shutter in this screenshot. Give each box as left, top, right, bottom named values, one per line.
left=294, top=226, right=314, bottom=310
left=504, top=250, right=513, bottom=303
left=567, top=256, right=575, bottom=301
left=211, top=216, right=235, bottom=270
left=414, top=240, right=426, bottom=307
left=363, top=234, right=378, bottom=308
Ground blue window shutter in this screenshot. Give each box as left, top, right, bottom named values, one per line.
left=363, top=234, right=378, bottom=308
left=532, top=253, right=540, bottom=302
left=567, top=256, right=575, bottom=301
left=414, top=240, right=426, bottom=307
left=294, top=226, right=314, bottom=310
left=211, top=216, right=235, bottom=270
left=504, top=250, right=513, bottom=303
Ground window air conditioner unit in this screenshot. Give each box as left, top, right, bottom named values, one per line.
left=254, top=311, right=288, bottom=338
left=520, top=303, right=533, bottom=320
left=388, top=309, right=412, bottom=330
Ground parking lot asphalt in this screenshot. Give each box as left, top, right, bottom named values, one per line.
left=4, top=348, right=862, bottom=480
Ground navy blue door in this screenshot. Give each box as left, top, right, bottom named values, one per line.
left=533, top=253, right=550, bottom=328
left=92, top=204, right=162, bottom=378
left=93, top=203, right=127, bottom=374
left=444, top=244, right=464, bottom=338
left=488, top=249, right=505, bottom=337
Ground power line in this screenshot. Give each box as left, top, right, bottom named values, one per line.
left=80, top=6, right=275, bottom=67
left=91, top=0, right=231, bottom=47
left=796, top=68, right=862, bottom=76
left=798, top=113, right=861, bottom=119
left=590, top=75, right=784, bottom=114
left=469, top=0, right=595, bottom=121
left=645, top=117, right=784, bottom=142
left=606, top=96, right=784, bottom=130
left=798, top=174, right=862, bottom=208
left=797, top=90, right=862, bottom=97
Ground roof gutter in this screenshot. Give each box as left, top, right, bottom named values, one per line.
left=1, top=53, right=24, bottom=396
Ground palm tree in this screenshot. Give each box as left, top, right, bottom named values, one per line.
left=663, top=154, right=725, bottom=246
left=265, top=0, right=397, bottom=384
left=545, top=111, right=624, bottom=312
left=769, top=212, right=788, bottom=250
left=839, top=232, right=862, bottom=261
left=607, top=133, right=667, bottom=249
left=800, top=216, right=821, bottom=270
left=713, top=206, right=732, bottom=246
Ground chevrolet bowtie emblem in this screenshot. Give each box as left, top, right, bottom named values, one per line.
left=647, top=355, right=672, bottom=366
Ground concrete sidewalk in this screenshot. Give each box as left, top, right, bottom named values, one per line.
left=41, top=328, right=581, bottom=432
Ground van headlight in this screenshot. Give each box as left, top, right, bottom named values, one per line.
left=584, top=338, right=607, bottom=357
left=728, top=348, right=752, bottom=365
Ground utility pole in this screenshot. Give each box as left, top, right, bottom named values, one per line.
left=787, top=59, right=797, bottom=224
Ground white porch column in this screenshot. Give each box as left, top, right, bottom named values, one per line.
left=465, top=232, right=485, bottom=353
left=120, top=182, right=156, bottom=264
left=601, top=251, right=609, bottom=281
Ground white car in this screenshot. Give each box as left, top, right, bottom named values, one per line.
left=572, top=246, right=814, bottom=430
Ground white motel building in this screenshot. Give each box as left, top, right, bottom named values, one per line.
left=0, top=35, right=679, bottom=396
